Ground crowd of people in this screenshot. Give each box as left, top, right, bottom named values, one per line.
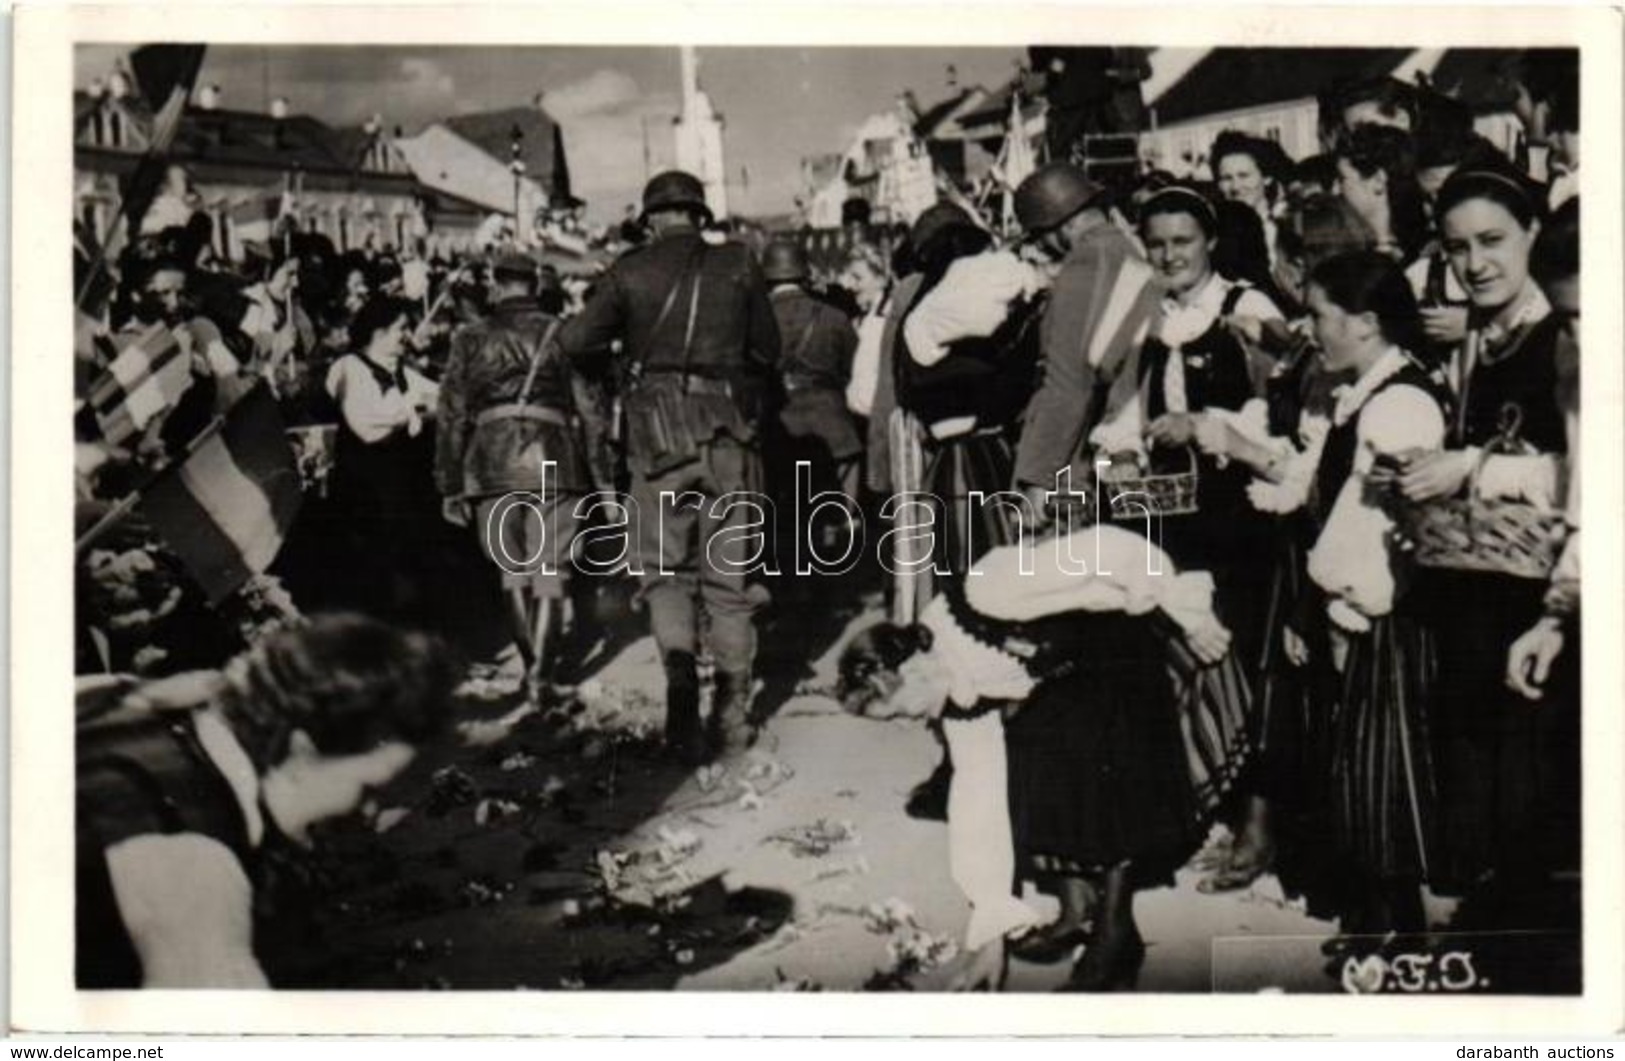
left=835, top=59, right=1581, bottom=990
left=72, top=53, right=1581, bottom=991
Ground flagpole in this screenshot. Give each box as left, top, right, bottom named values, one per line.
left=409, top=261, right=470, bottom=347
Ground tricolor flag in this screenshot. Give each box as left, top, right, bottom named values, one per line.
left=75, top=44, right=206, bottom=314
left=86, top=323, right=192, bottom=448
left=138, top=384, right=304, bottom=604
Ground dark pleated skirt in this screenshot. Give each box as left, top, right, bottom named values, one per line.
left=1006, top=611, right=1203, bottom=878
left=921, top=429, right=1020, bottom=579
left=1165, top=621, right=1254, bottom=818
left=1415, top=570, right=1582, bottom=890
left=1321, top=611, right=1440, bottom=883
left=1253, top=525, right=1330, bottom=803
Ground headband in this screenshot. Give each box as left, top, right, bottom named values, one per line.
left=1140, top=186, right=1218, bottom=228
left=1446, top=168, right=1536, bottom=210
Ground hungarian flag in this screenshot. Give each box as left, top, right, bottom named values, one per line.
left=76, top=44, right=206, bottom=314
left=138, top=384, right=304, bottom=604
left=86, top=322, right=192, bottom=448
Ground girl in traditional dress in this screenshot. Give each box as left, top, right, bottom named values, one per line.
left=838, top=524, right=1242, bottom=991
left=1297, top=250, right=1450, bottom=941
left=325, top=297, right=440, bottom=622
left=1397, top=164, right=1579, bottom=915
left=1092, top=185, right=1290, bottom=891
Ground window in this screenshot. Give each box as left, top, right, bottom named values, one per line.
left=107, top=109, right=123, bottom=149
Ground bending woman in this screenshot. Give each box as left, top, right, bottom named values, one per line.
left=838, top=523, right=1236, bottom=991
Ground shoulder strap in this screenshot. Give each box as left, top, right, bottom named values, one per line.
left=790, top=307, right=821, bottom=366
left=1426, top=253, right=1449, bottom=305
left=1220, top=281, right=1250, bottom=318
left=646, top=242, right=708, bottom=364
left=516, top=317, right=564, bottom=407
left=678, top=251, right=706, bottom=379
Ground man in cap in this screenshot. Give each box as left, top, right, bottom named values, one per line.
left=436, top=250, right=593, bottom=707
left=761, top=236, right=862, bottom=550
left=555, top=171, right=780, bottom=763
left=1011, top=162, right=1161, bottom=521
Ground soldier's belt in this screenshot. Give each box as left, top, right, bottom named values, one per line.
left=474, top=404, right=573, bottom=428
left=636, top=371, right=734, bottom=397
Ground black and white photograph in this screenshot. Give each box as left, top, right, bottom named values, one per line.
left=13, top=1, right=1625, bottom=1037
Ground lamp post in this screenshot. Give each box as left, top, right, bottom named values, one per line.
left=510, top=123, right=526, bottom=245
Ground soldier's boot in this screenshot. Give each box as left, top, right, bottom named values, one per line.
left=505, top=588, right=539, bottom=680
left=708, top=670, right=757, bottom=757
left=525, top=598, right=572, bottom=720
left=662, top=650, right=706, bottom=766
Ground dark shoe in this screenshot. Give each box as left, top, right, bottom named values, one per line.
left=709, top=670, right=756, bottom=757
left=1058, top=927, right=1145, bottom=992
left=1008, top=922, right=1091, bottom=965
left=663, top=651, right=706, bottom=766
left=904, top=759, right=952, bottom=822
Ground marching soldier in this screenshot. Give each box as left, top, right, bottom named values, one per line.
left=435, top=251, right=592, bottom=706
left=555, top=171, right=781, bottom=764
left=761, top=237, right=863, bottom=547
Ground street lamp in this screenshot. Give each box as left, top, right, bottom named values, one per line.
left=510, top=123, right=526, bottom=244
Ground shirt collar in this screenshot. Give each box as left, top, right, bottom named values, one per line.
left=1478, top=282, right=1551, bottom=349
left=1330, top=346, right=1410, bottom=426
left=1160, top=271, right=1225, bottom=315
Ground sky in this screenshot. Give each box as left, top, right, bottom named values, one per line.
left=75, top=44, right=1045, bottom=222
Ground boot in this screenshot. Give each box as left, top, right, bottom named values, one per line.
left=709, top=670, right=756, bottom=757
left=504, top=588, right=538, bottom=680
left=1059, top=863, right=1146, bottom=992
left=663, top=650, right=705, bottom=766
left=526, top=598, right=570, bottom=717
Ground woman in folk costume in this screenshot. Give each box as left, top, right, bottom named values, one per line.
left=325, top=296, right=441, bottom=622
left=1504, top=198, right=1579, bottom=709
left=893, top=217, right=1044, bottom=590
left=1292, top=250, right=1450, bottom=941
left=1395, top=164, right=1579, bottom=912
left=838, top=522, right=1240, bottom=991
left=1088, top=185, right=1289, bottom=890
left=884, top=210, right=1047, bottom=822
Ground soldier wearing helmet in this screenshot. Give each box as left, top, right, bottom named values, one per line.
left=435, top=250, right=591, bottom=709
left=761, top=236, right=862, bottom=546
left=555, top=171, right=781, bottom=764
left=1011, top=162, right=1162, bottom=520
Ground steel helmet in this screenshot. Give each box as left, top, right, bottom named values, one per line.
left=640, top=170, right=713, bottom=224
left=759, top=238, right=809, bottom=283
left=1014, top=162, right=1106, bottom=233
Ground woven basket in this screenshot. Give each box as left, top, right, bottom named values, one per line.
left=1100, top=446, right=1200, bottom=520
left=1403, top=488, right=1567, bottom=580
left=1400, top=428, right=1568, bottom=580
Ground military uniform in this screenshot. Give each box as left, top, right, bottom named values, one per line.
left=556, top=207, right=780, bottom=758
left=435, top=294, right=589, bottom=598
left=771, top=286, right=861, bottom=459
